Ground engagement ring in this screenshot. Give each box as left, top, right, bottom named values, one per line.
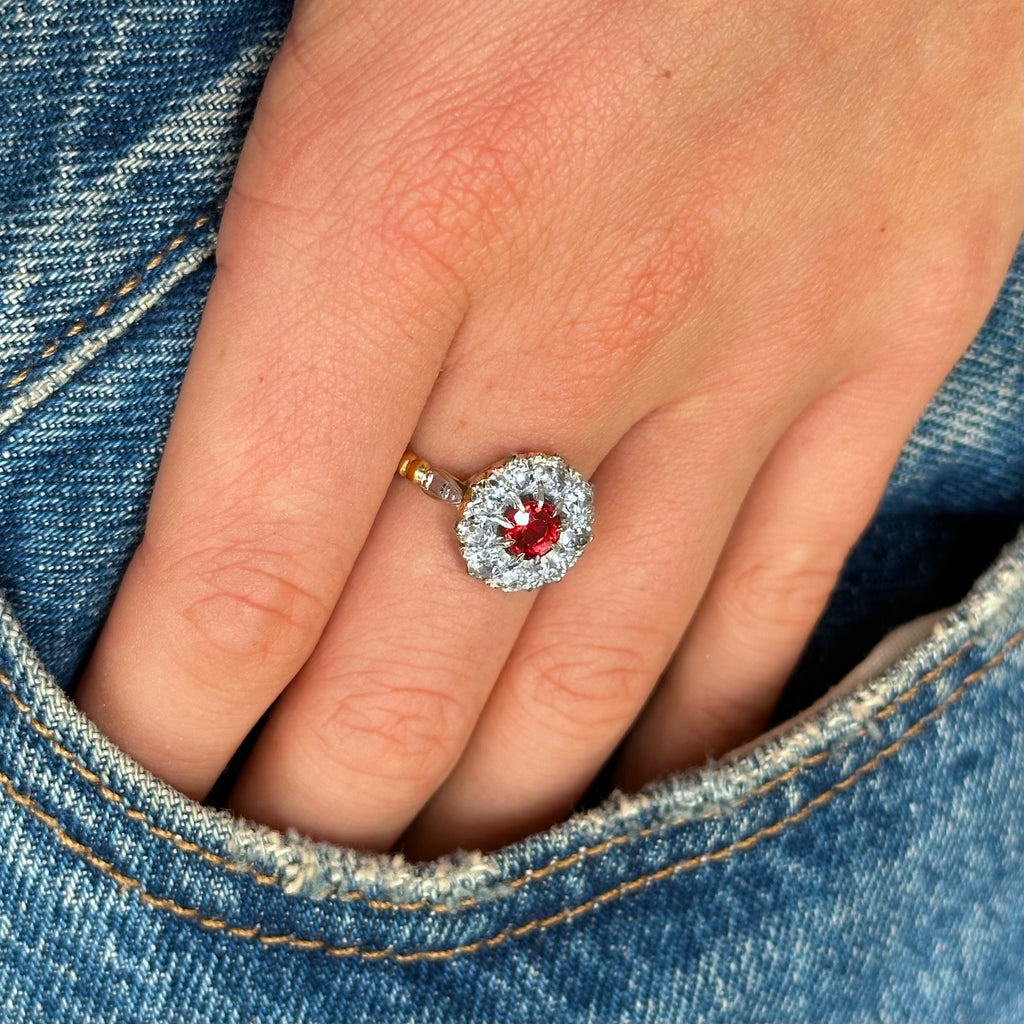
left=397, top=451, right=594, bottom=592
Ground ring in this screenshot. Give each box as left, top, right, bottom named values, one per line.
left=397, top=450, right=595, bottom=592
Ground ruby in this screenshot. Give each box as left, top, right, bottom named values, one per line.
left=503, top=499, right=561, bottom=559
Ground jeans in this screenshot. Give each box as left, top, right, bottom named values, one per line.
left=1, top=2, right=1021, bottom=1021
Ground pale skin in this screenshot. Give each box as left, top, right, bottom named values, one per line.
left=74, top=0, right=1020, bottom=859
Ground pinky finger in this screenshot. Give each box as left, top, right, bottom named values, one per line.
left=614, top=368, right=947, bottom=788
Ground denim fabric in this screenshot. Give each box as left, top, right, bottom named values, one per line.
left=1, top=2, right=1021, bottom=1022
left=776, top=253, right=1024, bottom=723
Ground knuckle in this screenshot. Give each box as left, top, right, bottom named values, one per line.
left=373, top=55, right=588, bottom=269
left=313, top=670, right=468, bottom=797
left=375, top=124, right=536, bottom=271
left=720, top=543, right=844, bottom=634
left=528, top=212, right=715, bottom=420
left=153, top=533, right=329, bottom=672
left=587, top=213, right=714, bottom=356
left=517, top=637, right=651, bottom=736
left=896, top=226, right=1008, bottom=365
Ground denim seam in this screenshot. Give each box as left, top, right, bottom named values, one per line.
left=0, top=631, right=1017, bottom=961
left=0, top=210, right=218, bottom=398
left=0, top=631, right=986, bottom=913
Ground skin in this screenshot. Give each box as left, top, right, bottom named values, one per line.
left=74, top=0, right=1020, bottom=859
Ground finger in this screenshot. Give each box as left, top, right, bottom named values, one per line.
left=399, top=395, right=794, bottom=859
left=226, top=363, right=643, bottom=848
left=223, top=151, right=702, bottom=848
left=73, top=46, right=469, bottom=799
left=613, top=368, right=950, bottom=789
left=224, top=474, right=536, bottom=850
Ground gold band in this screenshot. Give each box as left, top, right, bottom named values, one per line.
left=397, top=450, right=466, bottom=505
left=397, top=450, right=430, bottom=485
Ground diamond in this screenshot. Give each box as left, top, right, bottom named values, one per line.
left=456, top=453, right=594, bottom=591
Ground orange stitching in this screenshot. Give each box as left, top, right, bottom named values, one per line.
left=0, top=633, right=1016, bottom=961
left=496, top=634, right=981, bottom=894
left=0, top=686, right=280, bottom=887
left=2, top=212, right=218, bottom=390
left=0, top=632, right=990, bottom=912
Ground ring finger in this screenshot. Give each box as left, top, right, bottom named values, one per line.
left=226, top=386, right=635, bottom=849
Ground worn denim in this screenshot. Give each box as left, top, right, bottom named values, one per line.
left=1, top=2, right=1021, bottom=1021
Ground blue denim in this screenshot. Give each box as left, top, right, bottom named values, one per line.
left=1, top=2, right=1021, bottom=1021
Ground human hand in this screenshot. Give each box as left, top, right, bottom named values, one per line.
left=74, top=0, right=1021, bottom=859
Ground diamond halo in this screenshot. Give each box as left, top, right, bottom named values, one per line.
left=455, top=454, right=594, bottom=592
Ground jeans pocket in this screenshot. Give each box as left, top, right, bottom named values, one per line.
left=0, top=209, right=1021, bottom=1024
left=0, top=531, right=1020, bottom=1023
left=2, top=3, right=1021, bottom=1016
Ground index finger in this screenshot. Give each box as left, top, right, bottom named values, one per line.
left=73, top=37, right=469, bottom=799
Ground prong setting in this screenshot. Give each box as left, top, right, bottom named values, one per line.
left=455, top=454, right=594, bottom=591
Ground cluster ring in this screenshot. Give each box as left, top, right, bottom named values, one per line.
left=397, top=451, right=595, bottom=592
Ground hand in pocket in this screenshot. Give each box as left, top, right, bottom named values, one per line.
left=74, top=0, right=1021, bottom=858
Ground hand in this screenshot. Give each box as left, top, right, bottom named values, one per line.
left=74, top=0, right=1021, bottom=859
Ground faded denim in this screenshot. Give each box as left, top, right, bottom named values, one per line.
left=0, top=1, right=1021, bottom=1021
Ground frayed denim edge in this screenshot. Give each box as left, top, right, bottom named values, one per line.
left=0, top=520, right=1019, bottom=906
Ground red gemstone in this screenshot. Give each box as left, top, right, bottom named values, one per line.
left=503, top=499, right=561, bottom=559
